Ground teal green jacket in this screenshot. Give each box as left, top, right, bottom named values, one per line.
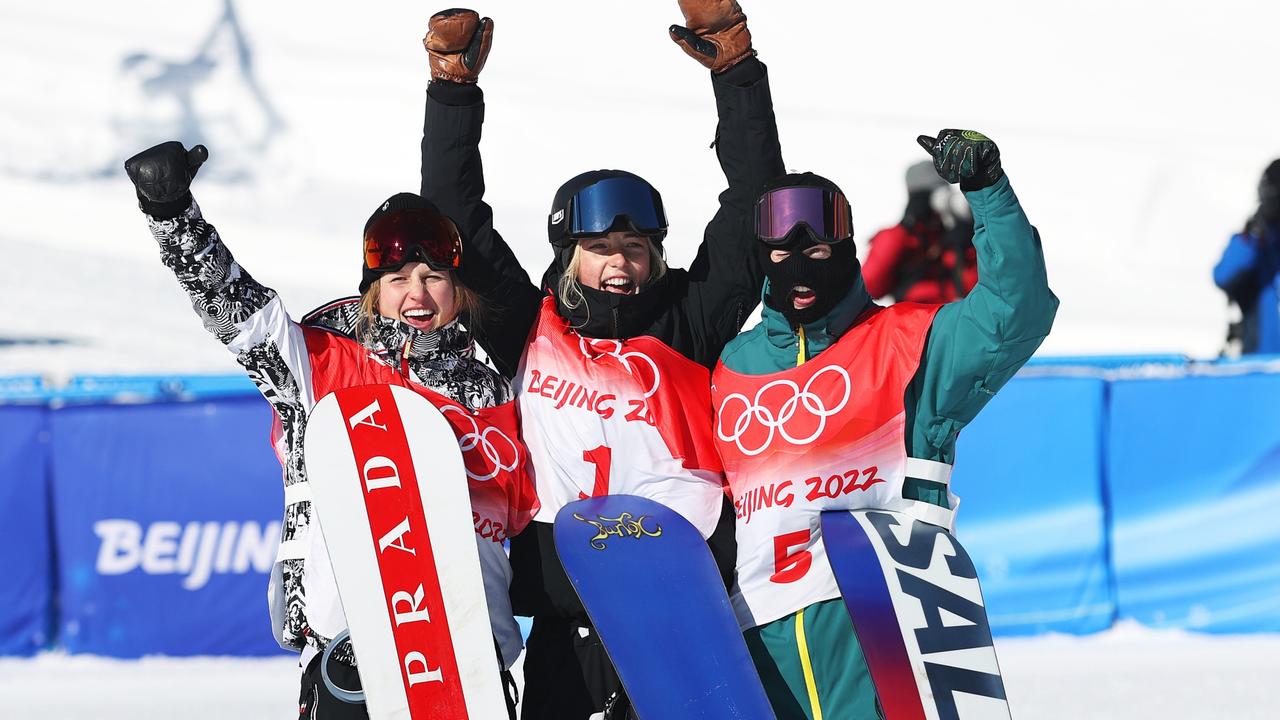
left=719, top=175, right=1058, bottom=506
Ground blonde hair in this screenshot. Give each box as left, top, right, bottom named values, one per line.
left=557, top=239, right=668, bottom=311
left=357, top=269, right=483, bottom=343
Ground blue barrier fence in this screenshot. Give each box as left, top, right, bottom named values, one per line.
left=0, top=406, right=52, bottom=655
left=1107, top=373, right=1280, bottom=632
left=1, top=356, right=1278, bottom=656
left=951, top=376, right=1114, bottom=636
left=48, top=398, right=283, bottom=656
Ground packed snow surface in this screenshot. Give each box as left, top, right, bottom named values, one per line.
left=2, top=625, right=1277, bottom=719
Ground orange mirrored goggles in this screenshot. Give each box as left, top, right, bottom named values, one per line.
left=363, top=208, right=463, bottom=272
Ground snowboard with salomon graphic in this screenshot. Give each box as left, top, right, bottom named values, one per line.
left=304, top=384, right=507, bottom=719
left=554, top=494, right=775, bottom=719
left=822, top=509, right=1010, bottom=720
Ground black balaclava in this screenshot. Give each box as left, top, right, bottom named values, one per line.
left=758, top=171, right=859, bottom=327
left=762, top=230, right=858, bottom=327
left=1259, top=159, right=1280, bottom=223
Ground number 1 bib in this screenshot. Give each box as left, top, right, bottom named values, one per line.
left=516, top=297, right=726, bottom=538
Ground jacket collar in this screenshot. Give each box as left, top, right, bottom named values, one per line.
left=542, top=263, right=672, bottom=340
left=368, top=314, right=475, bottom=363
left=301, top=296, right=475, bottom=365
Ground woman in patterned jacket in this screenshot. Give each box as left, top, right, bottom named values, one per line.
left=124, top=141, right=537, bottom=719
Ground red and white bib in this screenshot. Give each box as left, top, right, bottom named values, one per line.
left=287, top=325, right=538, bottom=667
left=301, top=326, right=539, bottom=542
left=516, top=297, right=726, bottom=537
left=711, top=303, right=955, bottom=628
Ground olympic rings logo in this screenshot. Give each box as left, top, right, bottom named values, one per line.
left=578, top=337, right=662, bottom=398
left=440, top=405, right=520, bottom=481
left=716, top=365, right=852, bottom=457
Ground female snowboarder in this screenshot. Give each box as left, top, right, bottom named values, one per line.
left=711, top=130, right=1058, bottom=719
left=418, top=2, right=783, bottom=717
left=124, top=143, right=537, bottom=718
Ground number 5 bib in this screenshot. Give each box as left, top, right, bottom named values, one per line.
left=711, top=303, right=953, bottom=628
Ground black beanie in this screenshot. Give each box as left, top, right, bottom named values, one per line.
left=359, top=192, right=451, bottom=293
left=1260, top=160, right=1280, bottom=208
left=1263, top=159, right=1280, bottom=187
left=758, top=171, right=845, bottom=199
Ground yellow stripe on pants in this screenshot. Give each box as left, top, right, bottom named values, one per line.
left=794, top=608, right=824, bottom=720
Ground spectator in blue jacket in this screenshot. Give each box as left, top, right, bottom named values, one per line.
left=1214, top=159, right=1280, bottom=354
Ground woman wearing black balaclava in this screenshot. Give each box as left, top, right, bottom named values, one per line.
left=1214, top=159, right=1280, bottom=354
left=711, top=130, right=1057, bottom=719
left=417, top=3, right=784, bottom=718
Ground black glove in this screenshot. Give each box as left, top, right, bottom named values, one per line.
left=916, top=129, right=1003, bottom=192
left=124, top=141, right=208, bottom=219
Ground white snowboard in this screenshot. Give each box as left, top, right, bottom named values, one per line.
left=304, top=383, right=507, bottom=719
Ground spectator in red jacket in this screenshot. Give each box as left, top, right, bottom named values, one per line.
left=863, top=160, right=978, bottom=303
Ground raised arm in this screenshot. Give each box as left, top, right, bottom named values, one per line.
left=908, top=131, right=1058, bottom=460
left=419, top=10, right=540, bottom=379
left=669, top=0, right=785, bottom=366
left=125, top=141, right=315, bottom=508
left=126, top=143, right=299, bottom=358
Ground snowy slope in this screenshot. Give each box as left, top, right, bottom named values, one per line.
left=2, top=0, right=1278, bottom=375
left=2, top=625, right=1278, bottom=719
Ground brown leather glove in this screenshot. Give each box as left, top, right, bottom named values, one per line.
left=423, top=8, right=493, bottom=83
left=669, top=0, right=754, bottom=73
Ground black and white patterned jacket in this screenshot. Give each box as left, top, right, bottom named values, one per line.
left=144, top=199, right=514, bottom=666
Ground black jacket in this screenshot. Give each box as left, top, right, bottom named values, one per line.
left=420, top=58, right=784, bottom=377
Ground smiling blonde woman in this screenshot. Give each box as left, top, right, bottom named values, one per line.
left=417, top=2, right=784, bottom=717
left=125, top=145, right=536, bottom=719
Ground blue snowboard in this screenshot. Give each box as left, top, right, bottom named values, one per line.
left=554, top=495, right=775, bottom=720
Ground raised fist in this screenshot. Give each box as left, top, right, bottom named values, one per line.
left=916, top=129, right=1004, bottom=192
left=669, top=0, right=753, bottom=73
left=423, top=8, right=493, bottom=84
left=124, top=141, right=208, bottom=218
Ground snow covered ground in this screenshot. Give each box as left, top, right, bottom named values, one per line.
left=2, top=625, right=1277, bottom=719
left=3, top=1, right=1279, bottom=717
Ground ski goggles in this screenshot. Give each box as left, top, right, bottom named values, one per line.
left=363, top=208, right=463, bottom=272
left=563, top=176, right=668, bottom=239
left=755, top=186, right=854, bottom=245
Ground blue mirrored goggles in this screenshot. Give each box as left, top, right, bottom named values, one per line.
left=563, top=176, right=668, bottom=239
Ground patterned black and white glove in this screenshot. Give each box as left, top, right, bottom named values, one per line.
left=124, top=141, right=208, bottom=219
left=916, top=129, right=1004, bottom=192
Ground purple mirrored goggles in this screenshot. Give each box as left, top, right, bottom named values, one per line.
left=755, top=186, right=854, bottom=245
